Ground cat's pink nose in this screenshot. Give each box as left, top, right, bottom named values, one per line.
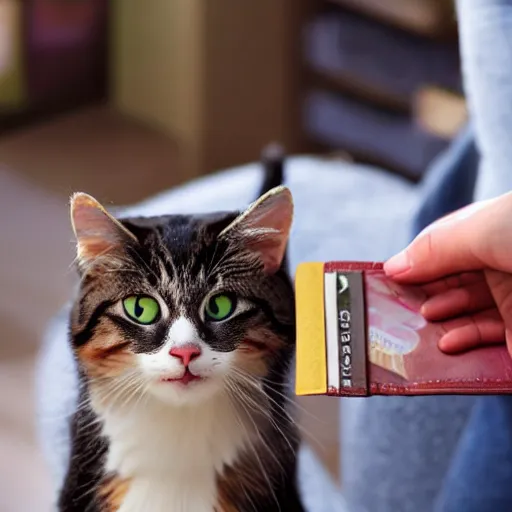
left=169, top=344, right=202, bottom=367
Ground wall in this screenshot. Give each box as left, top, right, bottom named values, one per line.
left=111, top=0, right=298, bottom=177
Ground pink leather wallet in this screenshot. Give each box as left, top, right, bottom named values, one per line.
left=295, top=261, right=512, bottom=397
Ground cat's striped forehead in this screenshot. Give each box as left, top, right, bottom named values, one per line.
left=70, top=188, right=295, bottom=359
left=117, top=212, right=257, bottom=305
left=71, top=211, right=267, bottom=356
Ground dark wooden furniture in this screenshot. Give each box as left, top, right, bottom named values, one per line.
left=301, top=0, right=465, bottom=181
left=1, top=0, right=108, bottom=134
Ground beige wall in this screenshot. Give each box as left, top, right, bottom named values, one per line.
left=202, top=0, right=296, bottom=172
left=112, top=0, right=203, bottom=173
left=111, top=0, right=298, bottom=177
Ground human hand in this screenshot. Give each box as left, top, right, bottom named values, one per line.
left=383, top=192, right=512, bottom=357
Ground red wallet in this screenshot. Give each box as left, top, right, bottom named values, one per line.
left=295, top=261, right=512, bottom=397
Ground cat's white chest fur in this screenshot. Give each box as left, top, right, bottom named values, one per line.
left=95, top=391, right=249, bottom=512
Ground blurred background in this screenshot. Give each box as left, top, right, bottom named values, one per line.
left=0, top=0, right=465, bottom=510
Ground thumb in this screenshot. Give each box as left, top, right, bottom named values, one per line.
left=384, top=194, right=512, bottom=284
left=383, top=222, right=483, bottom=284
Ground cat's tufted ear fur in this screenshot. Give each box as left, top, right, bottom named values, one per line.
left=219, top=186, right=293, bottom=273
left=70, top=192, right=138, bottom=264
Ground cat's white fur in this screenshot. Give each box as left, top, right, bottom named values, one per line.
left=91, top=316, right=253, bottom=512
left=138, top=315, right=234, bottom=406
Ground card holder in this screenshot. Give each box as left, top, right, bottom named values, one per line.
left=295, top=261, right=512, bottom=397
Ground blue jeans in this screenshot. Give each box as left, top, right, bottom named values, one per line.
left=435, top=396, right=512, bottom=511
left=412, top=124, right=477, bottom=235
left=414, top=1, right=512, bottom=510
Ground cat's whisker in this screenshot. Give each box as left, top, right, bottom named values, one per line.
left=90, top=371, right=138, bottom=399
left=67, top=252, right=80, bottom=274
left=99, top=267, right=140, bottom=275
left=229, top=371, right=292, bottom=421
left=109, top=376, right=145, bottom=405
left=228, top=378, right=296, bottom=453
left=233, top=401, right=284, bottom=512
left=241, top=486, right=259, bottom=512
left=229, top=368, right=325, bottom=450
left=72, top=244, right=144, bottom=286
left=207, top=247, right=235, bottom=277
left=225, top=381, right=282, bottom=512
left=229, top=370, right=293, bottom=416
left=89, top=372, right=143, bottom=416
left=124, top=377, right=150, bottom=410
left=129, top=248, right=162, bottom=284
left=117, top=380, right=145, bottom=411
left=74, top=245, right=128, bottom=275
left=205, top=241, right=220, bottom=276
left=138, top=382, right=152, bottom=412
left=260, top=380, right=326, bottom=422
left=231, top=369, right=298, bottom=420
left=63, top=169, right=301, bottom=509
left=227, top=373, right=297, bottom=456
left=76, top=485, right=100, bottom=512
left=225, top=377, right=291, bottom=474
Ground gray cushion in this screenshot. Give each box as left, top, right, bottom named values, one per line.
left=36, top=157, right=418, bottom=510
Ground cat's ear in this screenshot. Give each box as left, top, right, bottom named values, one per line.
left=70, top=192, right=138, bottom=263
left=219, top=186, right=293, bottom=273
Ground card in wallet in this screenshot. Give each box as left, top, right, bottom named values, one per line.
left=295, top=261, right=512, bottom=397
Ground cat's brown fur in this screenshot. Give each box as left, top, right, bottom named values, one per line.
left=98, top=474, right=131, bottom=511
left=58, top=152, right=304, bottom=512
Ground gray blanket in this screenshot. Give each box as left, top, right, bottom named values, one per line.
left=35, top=156, right=473, bottom=511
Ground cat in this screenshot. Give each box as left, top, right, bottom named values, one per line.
left=58, top=148, right=304, bottom=512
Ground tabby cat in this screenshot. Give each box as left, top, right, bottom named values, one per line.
left=58, top=151, right=304, bottom=512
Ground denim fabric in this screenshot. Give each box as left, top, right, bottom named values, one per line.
left=435, top=396, right=512, bottom=512
left=339, top=125, right=480, bottom=512
left=457, top=0, right=512, bottom=202
left=36, top=1, right=512, bottom=511
left=433, top=1, right=512, bottom=510
left=412, top=124, right=478, bottom=235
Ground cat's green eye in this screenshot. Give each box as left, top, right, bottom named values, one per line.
left=205, top=293, right=236, bottom=322
left=123, top=296, right=160, bottom=325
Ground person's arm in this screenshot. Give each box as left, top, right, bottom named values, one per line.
left=457, top=0, right=512, bottom=200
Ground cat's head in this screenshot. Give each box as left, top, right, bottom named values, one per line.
left=69, top=187, right=294, bottom=407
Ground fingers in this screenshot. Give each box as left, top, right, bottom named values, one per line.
left=438, top=309, right=505, bottom=354
left=384, top=226, right=483, bottom=284
left=383, top=197, right=506, bottom=283
left=416, top=199, right=494, bottom=237
left=421, top=280, right=494, bottom=321
left=384, top=193, right=512, bottom=284
left=485, top=270, right=512, bottom=358
left=485, top=270, right=512, bottom=323
left=421, top=272, right=484, bottom=296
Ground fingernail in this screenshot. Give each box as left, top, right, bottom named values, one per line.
left=384, top=250, right=411, bottom=277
